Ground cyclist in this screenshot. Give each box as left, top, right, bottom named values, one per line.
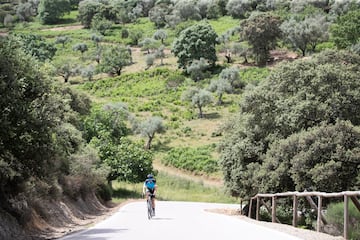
left=143, top=174, right=157, bottom=215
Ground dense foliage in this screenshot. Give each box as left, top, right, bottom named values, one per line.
left=162, top=146, right=219, bottom=174
left=172, top=22, right=218, bottom=69
left=220, top=50, right=360, bottom=198
left=38, top=0, right=71, bottom=24
left=326, top=201, right=360, bottom=239
left=0, top=36, right=108, bottom=217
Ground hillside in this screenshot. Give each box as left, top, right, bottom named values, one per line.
left=1, top=1, right=359, bottom=239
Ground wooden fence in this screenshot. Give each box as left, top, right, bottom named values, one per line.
left=244, top=191, right=360, bottom=240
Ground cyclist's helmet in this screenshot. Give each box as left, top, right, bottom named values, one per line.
left=147, top=174, right=154, bottom=179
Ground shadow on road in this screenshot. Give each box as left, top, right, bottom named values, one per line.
left=64, top=228, right=128, bottom=240
left=150, top=217, right=174, bottom=221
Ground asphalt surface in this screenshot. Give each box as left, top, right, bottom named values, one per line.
left=60, top=201, right=303, bottom=240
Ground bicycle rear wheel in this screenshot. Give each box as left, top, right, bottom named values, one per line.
left=147, top=199, right=153, bottom=219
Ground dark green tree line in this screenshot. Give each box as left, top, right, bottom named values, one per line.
left=219, top=50, right=360, bottom=198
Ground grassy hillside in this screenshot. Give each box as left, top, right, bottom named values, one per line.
left=4, top=9, right=270, bottom=203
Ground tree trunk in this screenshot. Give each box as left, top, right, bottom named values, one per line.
left=198, top=104, right=203, bottom=118
left=145, top=135, right=154, bottom=149
left=217, top=93, right=223, bottom=105
left=116, top=68, right=122, bottom=76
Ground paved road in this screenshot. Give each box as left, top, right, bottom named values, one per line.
left=60, top=201, right=302, bottom=240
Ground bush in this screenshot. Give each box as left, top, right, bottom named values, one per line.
left=326, top=201, right=360, bottom=239
left=96, top=183, right=113, bottom=202
left=162, top=146, right=219, bottom=174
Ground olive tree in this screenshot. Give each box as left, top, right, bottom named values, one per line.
left=55, top=36, right=71, bottom=48
left=98, top=45, right=132, bottom=75
left=153, top=29, right=167, bottom=44
left=133, top=116, right=166, bottom=150
left=208, top=77, right=232, bottom=105
left=148, top=3, right=171, bottom=28
left=226, top=0, right=253, bottom=19
left=181, top=87, right=213, bottom=118
left=186, top=58, right=210, bottom=81
left=91, top=14, right=113, bottom=35
left=73, top=42, right=88, bottom=60
left=172, top=22, right=218, bottom=70
left=281, top=15, right=329, bottom=56
left=173, top=0, right=202, bottom=21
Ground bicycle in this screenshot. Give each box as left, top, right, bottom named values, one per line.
left=146, top=193, right=155, bottom=219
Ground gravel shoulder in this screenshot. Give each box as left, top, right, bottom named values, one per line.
left=209, top=209, right=344, bottom=240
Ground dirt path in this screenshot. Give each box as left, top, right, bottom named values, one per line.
left=41, top=25, right=83, bottom=31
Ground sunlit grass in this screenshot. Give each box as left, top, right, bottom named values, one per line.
left=111, top=172, right=238, bottom=204
left=209, top=16, right=240, bottom=35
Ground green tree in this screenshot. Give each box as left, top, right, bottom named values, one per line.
left=91, top=14, right=113, bottom=35
left=16, top=2, right=35, bottom=22
left=262, top=121, right=360, bottom=193
left=53, top=59, right=79, bottom=83
left=73, top=43, right=88, bottom=60
left=208, top=77, right=232, bottom=105
left=173, top=0, right=202, bottom=21
left=91, top=137, right=154, bottom=183
left=241, top=12, right=282, bottom=65
left=186, top=58, right=210, bottom=81
left=208, top=66, right=241, bottom=105
left=139, top=37, right=158, bottom=54
left=38, top=0, right=71, bottom=24
left=133, top=116, right=166, bottom=150
left=281, top=15, right=329, bottom=56
left=331, top=10, right=360, bottom=49
left=55, top=36, right=71, bottom=48
left=226, top=0, right=253, bottom=19
left=172, top=22, right=218, bottom=69
left=0, top=36, right=89, bottom=202
left=129, top=29, right=143, bottom=46
left=153, top=29, right=167, bottom=44
left=181, top=87, right=213, bottom=118
left=98, top=45, right=132, bottom=75
left=78, top=0, right=101, bottom=28
left=219, top=50, right=360, bottom=198
left=149, top=3, right=171, bottom=28
left=83, top=105, right=129, bottom=144
left=91, top=33, right=103, bottom=49
left=13, top=33, right=57, bottom=62
left=84, top=105, right=153, bottom=183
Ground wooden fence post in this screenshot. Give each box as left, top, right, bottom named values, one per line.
left=240, top=199, right=243, bottom=215
left=293, top=195, right=298, bottom=227
left=344, top=195, right=349, bottom=240
left=272, top=196, right=276, bottom=223
left=317, top=196, right=322, bottom=232
left=256, top=196, right=260, bottom=220
left=248, top=199, right=253, bottom=218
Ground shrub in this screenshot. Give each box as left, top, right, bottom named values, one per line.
left=326, top=201, right=360, bottom=239
left=162, top=146, right=219, bottom=174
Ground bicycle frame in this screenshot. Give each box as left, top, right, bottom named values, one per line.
left=147, top=193, right=155, bottom=219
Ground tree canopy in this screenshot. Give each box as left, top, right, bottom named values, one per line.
left=38, top=0, right=71, bottom=24
left=219, top=50, right=360, bottom=198
left=172, top=22, right=218, bottom=70
left=331, top=10, right=360, bottom=49
left=241, top=12, right=282, bottom=65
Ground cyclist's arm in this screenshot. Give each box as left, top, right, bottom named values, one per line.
left=142, top=182, right=146, bottom=195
